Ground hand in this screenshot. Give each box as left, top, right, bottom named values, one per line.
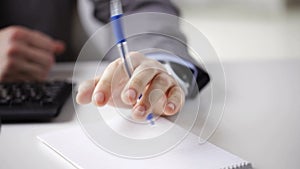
left=0, top=26, right=65, bottom=82
left=76, top=52, right=185, bottom=119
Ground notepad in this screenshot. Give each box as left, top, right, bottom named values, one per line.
left=38, top=109, right=252, bottom=169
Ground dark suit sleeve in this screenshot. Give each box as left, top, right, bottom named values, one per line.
left=90, top=0, right=180, bottom=23
left=89, top=0, right=209, bottom=95
left=90, top=0, right=195, bottom=63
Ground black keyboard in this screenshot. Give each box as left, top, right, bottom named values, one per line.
left=0, top=81, right=73, bottom=122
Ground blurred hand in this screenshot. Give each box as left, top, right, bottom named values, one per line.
left=76, top=52, right=185, bottom=120
left=0, top=26, right=65, bottom=82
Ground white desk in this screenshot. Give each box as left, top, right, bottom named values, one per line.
left=0, top=60, right=299, bottom=169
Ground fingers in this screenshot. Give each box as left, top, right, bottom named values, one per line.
left=75, top=51, right=185, bottom=119
left=27, top=30, right=63, bottom=53
left=119, top=54, right=184, bottom=119
left=164, top=86, right=185, bottom=116
left=92, top=60, right=123, bottom=106
left=0, top=26, right=65, bottom=82
left=76, top=78, right=100, bottom=104
left=121, top=63, right=160, bottom=105
left=14, top=57, right=46, bottom=81
left=8, top=41, right=54, bottom=70
left=91, top=52, right=147, bottom=107
left=0, top=54, right=47, bottom=81
left=141, top=85, right=184, bottom=118
left=132, top=73, right=177, bottom=119
left=9, top=26, right=65, bottom=54
left=53, top=40, right=65, bottom=54
left=130, top=71, right=185, bottom=119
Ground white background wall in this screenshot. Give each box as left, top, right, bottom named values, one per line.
left=172, top=0, right=286, bottom=13
left=172, top=0, right=300, bottom=62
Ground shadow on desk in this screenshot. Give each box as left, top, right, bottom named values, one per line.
left=50, top=62, right=76, bottom=123
left=51, top=95, right=77, bottom=123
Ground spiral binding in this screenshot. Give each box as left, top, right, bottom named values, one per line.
left=220, top=162, right=252, bottom=169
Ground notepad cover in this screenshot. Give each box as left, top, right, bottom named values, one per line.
left=37, top=115, right=252, bottom=169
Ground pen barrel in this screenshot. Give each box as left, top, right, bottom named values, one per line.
left=110, top=0, right=123, bottom=16
left=118, top=42, right=133, bottom=77
left=111, top=14, right=126, bottom=44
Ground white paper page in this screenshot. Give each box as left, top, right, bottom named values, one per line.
left=38, top=116, right=251, bottom=169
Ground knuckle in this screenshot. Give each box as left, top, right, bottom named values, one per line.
left=129, top=51, right=143, bottom=58
left=138, top=101, right=150, bottom=111
left=32, top=30, right=47, bottom=41
left=139, top=62, right=152, bottom=70
left=173, top=86, right=184, bottom=94
left=148, top=59, right=161, bottom=66
left=31, top=30, right=41, bottom=37
left=170, top=94, right=182, bottom=103
left=130, top=77, right=144, bottom=89
left=109, top=58, right=121, bottom=69
left=7, top=25, right=22, bottom=31
left=8, top=26, right=25, bottom=41
left=100, top=79, right=112, bottom=89
left=135, top=66, right=157, bottom=77
left=141, top=60, right=164, bottom=72
left=137, top=64, right=160, bottom=76
left=6, top=43, right=19, bottom=56
left=114, top=59, right=122, bottom=66
left=153, top=73, right=170, bottom=87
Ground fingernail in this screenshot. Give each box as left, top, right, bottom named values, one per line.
left=93, top=92, right=105, bottom=105
left=167, top=102, right=175, bottom=111
left=133, top=105, right=146, bottom=118
left=126, top=89, right=137, bottom=101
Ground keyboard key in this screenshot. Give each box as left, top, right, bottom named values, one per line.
left=0, top=81, right=73, bottom=122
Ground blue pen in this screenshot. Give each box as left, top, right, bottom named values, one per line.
left=110, top=0, right=155, bottom=126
